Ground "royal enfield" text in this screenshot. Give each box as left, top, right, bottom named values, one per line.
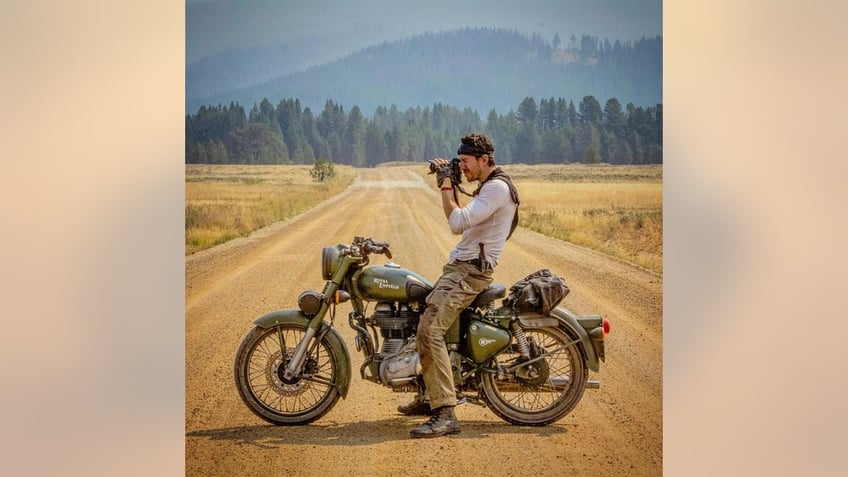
left=373, top=278, right=399, bottom=289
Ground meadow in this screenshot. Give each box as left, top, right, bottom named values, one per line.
left=503, top=164, right=662, bottom=273
left=185, top=164, right=356, bottom=254
left=185, top=163, right=662, bottom=274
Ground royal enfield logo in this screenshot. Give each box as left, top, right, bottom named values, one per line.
left=373, top=278, right=399, bottom=290
left=478, top=337, right=497, bottom=347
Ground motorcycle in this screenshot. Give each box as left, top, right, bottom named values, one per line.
left=234, top=236, right=610, bottom=426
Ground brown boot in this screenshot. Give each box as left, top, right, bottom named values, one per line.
left=398, top=392, right=466, bottom=416
left=397, top=396, right=432, bottom=416
left=409, top=406, right=460, bottom=438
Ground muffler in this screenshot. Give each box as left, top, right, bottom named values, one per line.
left=550, top=377, right=600, bottom=389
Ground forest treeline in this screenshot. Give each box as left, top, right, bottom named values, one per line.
left=185, top=95, right=662, bottom=166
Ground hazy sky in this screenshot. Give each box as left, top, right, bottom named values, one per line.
left=187, top=0, right=662, bottom=64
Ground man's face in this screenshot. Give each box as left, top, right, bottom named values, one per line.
left=458, top=154, right=487, bottom=182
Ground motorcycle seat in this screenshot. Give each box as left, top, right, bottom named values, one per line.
left=470, top=283, right=506, bottom=309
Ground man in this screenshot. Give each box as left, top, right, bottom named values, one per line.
left=404, top=132, right=520, bottom=438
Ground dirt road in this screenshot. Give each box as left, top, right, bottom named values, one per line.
left=186, top=167, right=662, bottom=476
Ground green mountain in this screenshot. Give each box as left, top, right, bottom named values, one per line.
left=187, top=28, right=661, bottom=115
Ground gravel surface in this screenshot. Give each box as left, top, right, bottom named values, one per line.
left=186, top=167, right=662, bottom=476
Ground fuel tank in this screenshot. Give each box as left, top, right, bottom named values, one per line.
left=354, top=265, right=434, bottom=302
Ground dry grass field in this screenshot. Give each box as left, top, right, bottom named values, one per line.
left=185, top=163, right=662, bottom=274
left=185, top=164, right=356, bottom=254
left=504, top=164, right=663, bottom=273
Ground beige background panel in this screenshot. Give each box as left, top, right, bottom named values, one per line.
left=665, top=0, right=848, bottom=475
left=1, top=1, right=185, bottom=476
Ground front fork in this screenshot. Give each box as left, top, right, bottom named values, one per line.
left=282, top=327, right=318, bottom=380
left=283, top=279, right=343, bottom=379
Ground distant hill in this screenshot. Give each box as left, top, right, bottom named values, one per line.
left=187, top=28, right=661, bottom=116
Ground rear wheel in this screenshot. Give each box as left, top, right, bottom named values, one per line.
left=481, top=326, right=587, bottom=426
left=234, top=324, right=341, bottom=425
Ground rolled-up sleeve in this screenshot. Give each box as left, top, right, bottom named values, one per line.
left=448, top=181, right=510, bottom=234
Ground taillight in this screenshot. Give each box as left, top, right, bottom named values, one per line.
left=603, top=318, right=611, bottom=335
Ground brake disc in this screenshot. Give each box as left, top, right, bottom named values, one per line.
left=267, top=350, right=308, bottom=396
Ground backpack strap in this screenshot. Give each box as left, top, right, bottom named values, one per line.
left=475, top=168, right=520, bottom=240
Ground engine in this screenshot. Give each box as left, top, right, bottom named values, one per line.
left=373, top=301, right=419, bottom=339
left=371, top=301, right=423, bottom=388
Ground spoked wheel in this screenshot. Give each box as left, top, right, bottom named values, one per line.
left=481, top=326, right=588, bottom=426
left=234, top=324, right=341, bottom=425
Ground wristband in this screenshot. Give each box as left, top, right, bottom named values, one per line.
left=441, top=187, right=453, bottom=191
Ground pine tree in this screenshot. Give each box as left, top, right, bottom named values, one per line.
left=603, top=98, right=626, bottom=137
left=517, top=97, right=538, bottom=125
left=578, top=95, right=602, bottom=123
left=343, top=105, right=367, bottom=166
left=514, top=122, right=540, bottom=164
left=365, top=121, right=387, bottom=167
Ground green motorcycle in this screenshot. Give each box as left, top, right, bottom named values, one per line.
left=234, top=236, right=609, bottom=426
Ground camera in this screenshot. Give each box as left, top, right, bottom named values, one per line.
left=428, top=157, right=462, bottom=186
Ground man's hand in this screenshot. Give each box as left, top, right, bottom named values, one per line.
left=431, top=158, right=453, bottom=188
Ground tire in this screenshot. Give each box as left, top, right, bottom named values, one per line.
left=234, top=323, right=342, bottom=425
left=481, top=325, right=588, bottom=426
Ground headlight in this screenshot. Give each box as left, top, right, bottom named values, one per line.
left=321, top=244, right=347, bottom=280
left=298, top=291, right=323, bottom=316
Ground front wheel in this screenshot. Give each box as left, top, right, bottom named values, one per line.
left=481, top=326, right=588, bottom=426
left=234, top=323, right=342, bottom=425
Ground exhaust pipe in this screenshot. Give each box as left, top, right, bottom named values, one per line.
left=494, top=377, right=602, bottom=392
left=548, top=377, right=601, bottom=390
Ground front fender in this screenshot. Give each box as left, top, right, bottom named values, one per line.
left=252, top=309, right=352, bottom=399
left=253, top=308, right=314, bottom=328
left=518, top=307, right=603, bottom=372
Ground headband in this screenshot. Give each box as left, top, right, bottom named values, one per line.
left=457, top=143, right=491, bottom=156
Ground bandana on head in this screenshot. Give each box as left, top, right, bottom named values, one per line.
left=457, top=143, right=489, bottom=156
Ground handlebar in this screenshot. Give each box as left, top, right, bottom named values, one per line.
left=351, top=236, right=392, bottom=259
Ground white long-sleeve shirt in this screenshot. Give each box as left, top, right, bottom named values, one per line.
left=447, top=179, right=517, bottom=267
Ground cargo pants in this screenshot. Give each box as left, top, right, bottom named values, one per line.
left=417, top=261, right=493, bottom=410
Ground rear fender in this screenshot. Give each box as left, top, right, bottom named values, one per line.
left=252, top=309, right=352, bottom=399
left=518, top=308, right=603, bottom=372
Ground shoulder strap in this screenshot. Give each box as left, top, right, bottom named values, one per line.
left=474, top=168, right=520, bottom=240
